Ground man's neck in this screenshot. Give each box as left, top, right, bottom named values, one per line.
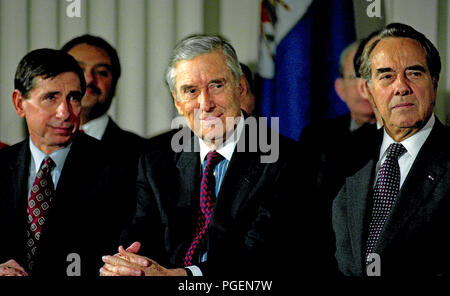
left=384, top=116, right=433, bottom=142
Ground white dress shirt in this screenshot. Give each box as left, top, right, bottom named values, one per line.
left=80, top=113, right=109, bottom=140
left=28, top=139, right=72, bottom=199
left=375, top=115, right=435, bottom=189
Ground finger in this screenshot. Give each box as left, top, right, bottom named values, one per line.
left=125, top=241, right=141, bottom=253
left=6, top=259, right=28, bottom=275
left=100, top=266, right=120, bottom=276
left=103, top=262, right=143, bottom=276
left=0, top=267, right=25, bottom=276
left=118, top=247, right=150, bottom=267
left=102, top=255, right=142, bottom=269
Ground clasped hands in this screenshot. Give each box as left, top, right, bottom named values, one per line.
left=100, top=241, right=187, bottom=276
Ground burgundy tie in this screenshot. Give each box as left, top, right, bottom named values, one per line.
left=365, top=143, right=406, bottom=264
left=26, top=156, right=56, bottom=271
left=184, top=151, right=223, bottom=266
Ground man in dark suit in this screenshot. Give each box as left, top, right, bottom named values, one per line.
left=333, top=23, right=450, bottom=276
left=99, top=35, right=324, bottom=277
left=61, top=35, right=147, bottom=153
left=0, top=141, right=8, bottom=149
left=0, top=49, right=131, bottom=277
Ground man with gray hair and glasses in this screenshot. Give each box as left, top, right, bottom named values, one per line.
left=100, top=35, right=324, bottom=277
left=333, top=23, right=450, bottom=276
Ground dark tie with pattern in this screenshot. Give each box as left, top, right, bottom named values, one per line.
left=26, top=156, right=56, bottom=272
left=184, top=151, right=224, bottom=266
left=365, top=143, right=406, bottom=264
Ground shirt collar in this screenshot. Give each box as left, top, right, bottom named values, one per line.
left=80, top=114, right=109, bottom=140
left=29, top=138, right=72, bottom=174
left=199, top=111, right=244, bottom=162
left=379, top=114, right=435, bottom=160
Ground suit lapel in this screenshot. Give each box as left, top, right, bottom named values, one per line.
left=346, top=129, right=382, bottom=272
left=376, top=120, right=449, bottom=253
left=9, top=141, right=30, bottom=216
left=212, top=121, right=265, bottom=228
left=175, top=132, right=201, bottom=208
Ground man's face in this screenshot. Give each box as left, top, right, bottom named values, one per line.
left=13, top=72, right=83, bottom=154
left=67, top=43, right=113, bottom=117
left=336, top=48, right=374, bottom=119
left=172, top=50, right=243, bottom=144
left=366, top=37, right=437, bottom=138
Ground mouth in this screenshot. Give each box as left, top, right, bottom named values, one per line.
left=50, top=125, right=74, bottom=133
left=86, top=85, right=101, bottom=96
left=200, top=113, right=223, bottom=124
left=392, top=102, right=415, bottom=110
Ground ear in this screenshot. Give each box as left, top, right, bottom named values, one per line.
left=238, top=75, right=248, bottom=103
left=334, top=78, right=345, bottom=102
left=363, top=80, right=376, bottom=109
left=12, top=89, right=26, bottom=118
left=171, top=90, right=183, bottom=115
left=432, top=77, right=439, bottom=98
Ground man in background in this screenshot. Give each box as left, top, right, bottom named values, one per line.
left=61, top=35, right=147, bottom=153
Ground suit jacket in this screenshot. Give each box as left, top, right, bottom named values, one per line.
left=121, top=116, right=328, bottom=277
left=300, top=114, right=378, bottom=275
left=332, top=118, right=450, bottom=276
left=0, top=133, right=134, bottom=277
left=102, top=117, right=148, bottom=157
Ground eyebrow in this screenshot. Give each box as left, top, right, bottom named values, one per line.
left=406, top=65, right=426, bottom=72
left=77, top=61, right=112, bottom=70
left=41, top=91, right=60, bottom=98
left=179, top=79, right=226, bottom=92
left=376, top=64, right=427, bottom=76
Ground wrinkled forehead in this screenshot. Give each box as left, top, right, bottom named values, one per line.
left=370, top=37, right=428, bottom=69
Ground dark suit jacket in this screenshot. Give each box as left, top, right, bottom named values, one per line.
left=102, top=117, right=148, bottom=157
left=300, top=114, right=378, bottom=275
left=0, top=133, right=134, bottom=277
left=332, top=118, right=450, bottom=276
left=121, top=117, right=328, bottom=277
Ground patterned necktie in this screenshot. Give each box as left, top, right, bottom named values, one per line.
left=184, top=151, right=224, bottom=266
left=26, top=156, right=56, bottom=272
left=365, top=143, right=406, bottom=264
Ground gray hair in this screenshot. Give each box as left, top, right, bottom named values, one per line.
left=165, top=35, right=242, bottom=99
left=359, top=23, right=441, bottom=87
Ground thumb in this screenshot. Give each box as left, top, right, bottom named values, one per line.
left=125, top=241, right=141, bottom=254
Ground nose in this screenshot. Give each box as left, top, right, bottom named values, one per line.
left=198, top=89, right=215, bottom=111
left=56, top=99, right=71, bottom=121
left=394, top=74, right=413, bottom=96
left=84, top=69, right=96, bottom=86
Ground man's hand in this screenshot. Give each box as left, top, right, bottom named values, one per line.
left=0, top=259, right=28, bottom=276
left=99, top=242, right=187, bottom=276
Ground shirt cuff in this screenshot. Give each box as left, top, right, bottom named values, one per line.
left=185, top=265, right=203, bottom=276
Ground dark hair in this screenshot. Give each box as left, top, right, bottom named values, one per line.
left=240, top=63, right=254, bottom=93
left=353, top=30, right=381, bottom=78
left=14, top=48, right=86, bottom=97
left=360, top=23, right=441, bottom=85
left=61, top=34, right=121, bottom=91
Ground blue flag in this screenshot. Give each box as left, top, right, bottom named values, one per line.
left=257, top=0, right=356, bottom=141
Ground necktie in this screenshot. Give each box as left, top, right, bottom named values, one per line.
left=26, top=156, right=56, bottom=271
left=184, top=151, right=224, bottom=266
left=365, top=143, right=406, bottom=264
